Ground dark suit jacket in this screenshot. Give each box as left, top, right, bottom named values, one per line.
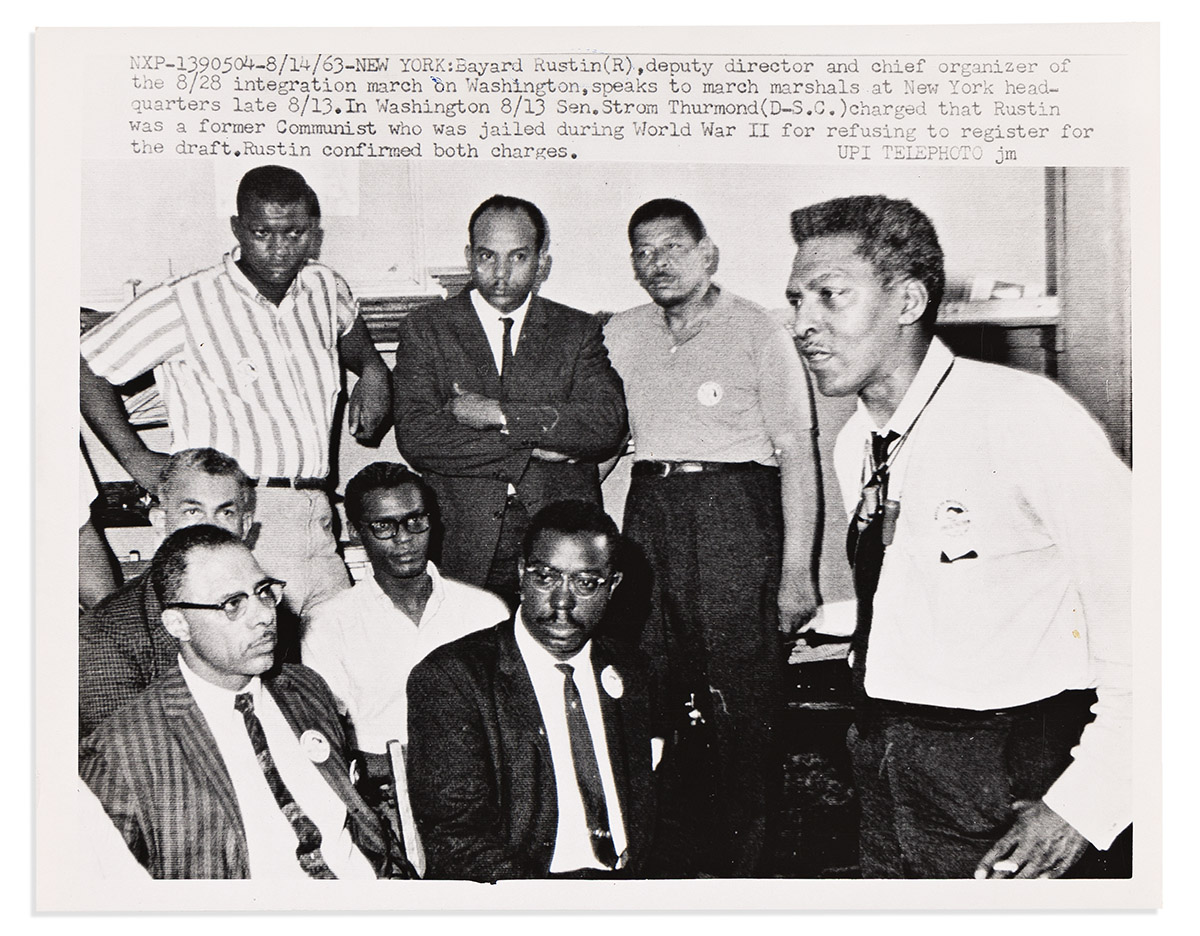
left=406, top=620, right=659, bottom=880
left=80, top=662, right=407, bottom=879
left=78, top=572, right=177, bottom=741
left=392, top=291, right=627, bottom=586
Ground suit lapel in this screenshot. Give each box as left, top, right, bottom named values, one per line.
left=495, top=620, right=553, bottom=762
left=590, top=641, right=632, bottom=826
left=266, top=670, right=391, bottom=861
left=447, top=291, right=504, bottom=395
left=158, top=666, right=244, bottom=835
left=506, top=295, right=553, bottom=390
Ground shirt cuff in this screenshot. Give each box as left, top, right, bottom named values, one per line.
left=1042, top=759, right=1131, bottom=850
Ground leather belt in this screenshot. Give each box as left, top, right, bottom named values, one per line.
left=256, top=476, right=327, bottom=491
left=859, top=690, right=1091, bottom=726
left=631, top=459, right=775, bottom=479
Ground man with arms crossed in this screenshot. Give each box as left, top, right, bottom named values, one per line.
left=80, top=165, right=391, bottom=623
left=79, top=447, right=255, bottom=739
left=407, top=500, right=661, bottom=880
left=80, top=525, right=410, bottom=879
left=788, top=194, right=1131, bottom=878
left=603, top=198, right=819, bottom=876
left=392, top=194, right=627, bottom=608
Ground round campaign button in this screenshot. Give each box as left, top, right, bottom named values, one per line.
left=935, top=499, right=971, bottom=536
left=601, top=665, right=624, bottom=699
left=299, top=729, right=331, bottom=764
left=696, top=381, right=723, bottom=407
left=235, top=358, right=260, bottom=390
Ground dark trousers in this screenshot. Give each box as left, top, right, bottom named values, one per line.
left=848, top=691, right=1113, bottom=878
left=621, top=464, right=785, bottom=877
left=484, top=494, right=528, bottom=612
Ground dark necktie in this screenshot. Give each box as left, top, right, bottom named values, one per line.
left=554, top=663, right=618, bottom=869
left=847, top=430, right=900, bottom=698
left=234, top=692, right=337, bottom=879
left=500, top=316, right=515, bottom=381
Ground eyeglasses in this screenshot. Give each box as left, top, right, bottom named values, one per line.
left=522, top=564, right=611, bottom=598
left=363, top=512, right=431, bottom=541
left=631, top=241, right=697, bottom=266
left=166, top=579, right=286, bottom=622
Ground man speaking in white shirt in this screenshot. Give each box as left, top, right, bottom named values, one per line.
left=788, top=195, right=1131, bottom=879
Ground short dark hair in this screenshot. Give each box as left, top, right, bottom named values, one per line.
left=521, top=500, right=620, bottom=568
left=789, top=195, right=946, bottom=326
left=468, top=194, right=548, bottom=251
left=236, top=165, right=321, bottom=219
left=344, top=461, right=436, bottom=528
left=157, top=447, right=255, bottom=513
left=151, top=524, right=243, bottom=605
left=628, top=198, right=707, bottom=244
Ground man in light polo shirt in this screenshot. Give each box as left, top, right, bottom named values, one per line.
left=603, top=198, right=820, bottom=877
left=80, top=165, right=391, bottom=623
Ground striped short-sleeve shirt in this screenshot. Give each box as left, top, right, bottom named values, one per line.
left=81, top=251, right=357, bottom=479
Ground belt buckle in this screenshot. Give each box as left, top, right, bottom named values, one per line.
left=676, top=462, right=704, bottom=474
left=658, top=461, right=673, bottom=478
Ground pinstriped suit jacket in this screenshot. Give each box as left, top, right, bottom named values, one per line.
left=80, top=662, right=400, bottom=879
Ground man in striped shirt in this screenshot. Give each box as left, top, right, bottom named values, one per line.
left=80, top=165, right=391, bottom=623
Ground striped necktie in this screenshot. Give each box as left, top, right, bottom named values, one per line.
left=234, top=692, right=337, bottom=879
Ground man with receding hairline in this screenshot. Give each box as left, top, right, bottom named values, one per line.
left=604, top=197, right=820, bottom=877
left=393, top=194, right=627, bottom=608
left=788, top=194, right=1131, bottom=879
left=80, top=165, right=391, bottom=623
left=79, top=447, right=257, bottom=739
left=80, top=525, right=410, bottom=879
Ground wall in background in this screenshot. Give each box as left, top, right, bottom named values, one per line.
left=82, top=160, right=1047, bottom=315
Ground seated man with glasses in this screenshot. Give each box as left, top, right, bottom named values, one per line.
left=301, top=462, right=508, bottom=810
left=80, top=524, right=412, bottom=879
left=80, top=447, right=257, bottom=741
left=407, top=499, right=665, bottom=881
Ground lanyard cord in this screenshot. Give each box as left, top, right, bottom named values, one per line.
left=865, top=358, right=957, bottom=489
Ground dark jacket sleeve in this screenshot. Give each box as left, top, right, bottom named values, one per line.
left=406, top=652, right=530, bottom=880
left=79, top=630, right=144, bottom=740
left=392, top=311, right=532, bottom=480
left=501, top=313, right=628, bottom=461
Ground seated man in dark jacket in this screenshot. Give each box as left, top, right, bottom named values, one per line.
left=407, top=500, right=664, bottom=880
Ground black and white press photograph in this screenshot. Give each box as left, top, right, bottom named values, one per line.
left=32, top=23, right=1160, bottom=913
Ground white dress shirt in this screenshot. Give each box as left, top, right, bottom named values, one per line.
left=833, top=338, right=1132, bottom=849
left=514, top=611, right=628, bottom=872
left=302, top=562, right=508, bottom=751
left=179, top=655, right=375, bottom=879
left=469, top=288, right=532, bottom=375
